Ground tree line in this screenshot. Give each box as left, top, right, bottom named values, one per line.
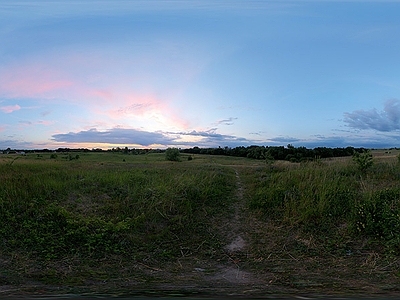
left=181, top=145, right=373, bottom=162
left=2, top=145, right=392, bottom=163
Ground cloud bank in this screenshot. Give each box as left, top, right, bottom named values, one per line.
left=51, top=127, right=258, bottom=148
left=344, top=99, right=400, bottom=132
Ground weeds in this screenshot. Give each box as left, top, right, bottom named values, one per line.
left=0, top=153, right=236, bottom=261
left=248, top=156, right=400, bottom=254
left=2, top=150, right=400, bottom=293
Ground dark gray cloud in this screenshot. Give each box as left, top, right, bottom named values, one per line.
left=268, top=136, right=300, bottom=144
left=344, top=99, right=400, bottom=132
left=52, top=128, right=174, bottom=146
left=279, top=134, right=400, bottom=149
left=0, top=140, right=37, bottom=150
left=175, top=129, right=256, bottom=148
left=51, top=127, right=258, bottom=148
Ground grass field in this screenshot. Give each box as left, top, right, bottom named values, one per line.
left=1, top=150, right=400, bottom=296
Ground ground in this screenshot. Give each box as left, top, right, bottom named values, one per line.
left=1, top=163, right=400, bottom=299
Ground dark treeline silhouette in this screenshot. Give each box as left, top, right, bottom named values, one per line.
left=182, top=145, right=372, bottom=162
left=2, top=145, right=391, bottom=163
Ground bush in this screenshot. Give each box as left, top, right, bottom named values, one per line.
left=165, top=148, right=180, bottom=161
left=353, top=150, right=373, bottom=173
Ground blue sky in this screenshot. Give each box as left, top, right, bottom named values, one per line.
left=1, top=0, right=400, bottom=150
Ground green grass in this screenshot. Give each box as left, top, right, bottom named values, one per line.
left=246, top=155, right=400, bottom=255
left=1, top=150, right=400, bottom=294
left=0, top=152, right=236, bottom=261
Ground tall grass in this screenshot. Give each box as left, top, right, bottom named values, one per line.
left=247, top=158, right=400, bottom=254
left=0, top=153, right=236, bottom=260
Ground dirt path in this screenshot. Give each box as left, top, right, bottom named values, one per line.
left=123, top=167, right=269, bottom=297
left=200, top=169, right=255, bottom=288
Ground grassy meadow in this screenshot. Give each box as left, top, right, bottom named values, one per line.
left=0, top=152, right=236, bottom=259
left=1, top=149, right=400, bottom=295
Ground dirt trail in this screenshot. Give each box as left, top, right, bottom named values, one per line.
left=145, top=167, right=268, bottom=297
left=206, top=169, right=254, bottom=286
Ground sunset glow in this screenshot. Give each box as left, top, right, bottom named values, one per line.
left=2, top=1, right=400, bottom=149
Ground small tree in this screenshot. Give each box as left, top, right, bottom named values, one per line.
left=353, top=149, right=373, bottom=173
left=165, top=147, right=180, bottom=161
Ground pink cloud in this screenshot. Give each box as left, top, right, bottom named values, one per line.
left=0, top=63, right=73, bottom=99
left=0, top=56, right=192, bottom=131
left=104, top=93, right=190, bottom=130
left=37, top=120, right=55, bottom=126
left=0, top=104, right=21, bottom=113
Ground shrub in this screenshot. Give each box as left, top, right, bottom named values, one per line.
left=165, top=148, right=180, bottom=161
left=353, top=150, right=373, bottom=173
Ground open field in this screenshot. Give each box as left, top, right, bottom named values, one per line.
left=1, top=150, right=400, bottom=297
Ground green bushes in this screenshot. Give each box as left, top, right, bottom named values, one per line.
left=165, top=147, right=180, bottom=161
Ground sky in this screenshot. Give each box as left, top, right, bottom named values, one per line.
left=1, top=0, right=400, bottom=150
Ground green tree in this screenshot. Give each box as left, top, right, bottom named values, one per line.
left=165, top=147, right=180, bottom=161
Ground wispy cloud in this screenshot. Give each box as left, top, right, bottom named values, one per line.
left=18, top=120, right=54, bottom=127
left=0, top=104, right=21, bottom=113
left=343, top=99, right=400, bottom=132
left=214, top=117, right=238, bottom=126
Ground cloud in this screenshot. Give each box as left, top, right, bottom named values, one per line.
left=214, top=117, right=238, bottom=126
left=0, top=139, right=37, bottom=150
left=0, top=104, right=21, bottom=113
left=343, top=99, right=400, bottom=132
left=18, top=120, right=54, bottom=127
left=267, top=133, right=400, bottom=149
left=52, top=128, right=174, bottom=146
left=51, top=127, right=259, bottom=148
left=268, top=136, right=301, bottom=144
left=0, top=62, right=73, bottom=99
left=171, top=129, right=259, bottom=148
left=115, top=103, right=153, bottom=115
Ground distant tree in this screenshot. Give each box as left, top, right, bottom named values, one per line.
left=165, top=147, right=180, bottom=161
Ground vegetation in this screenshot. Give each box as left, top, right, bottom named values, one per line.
left=165, top=147, right=180, bottom=161
left=2, top=144, right=375, bottom=163
left=353, top=149, right=374, bottom=173
left=182, top=145, right=370, bottom=162
left=1, top=149, right=400, bottom=296
left=246, top=152, right=400, bottom=255
left=0, top=153, right=234, bottom=262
